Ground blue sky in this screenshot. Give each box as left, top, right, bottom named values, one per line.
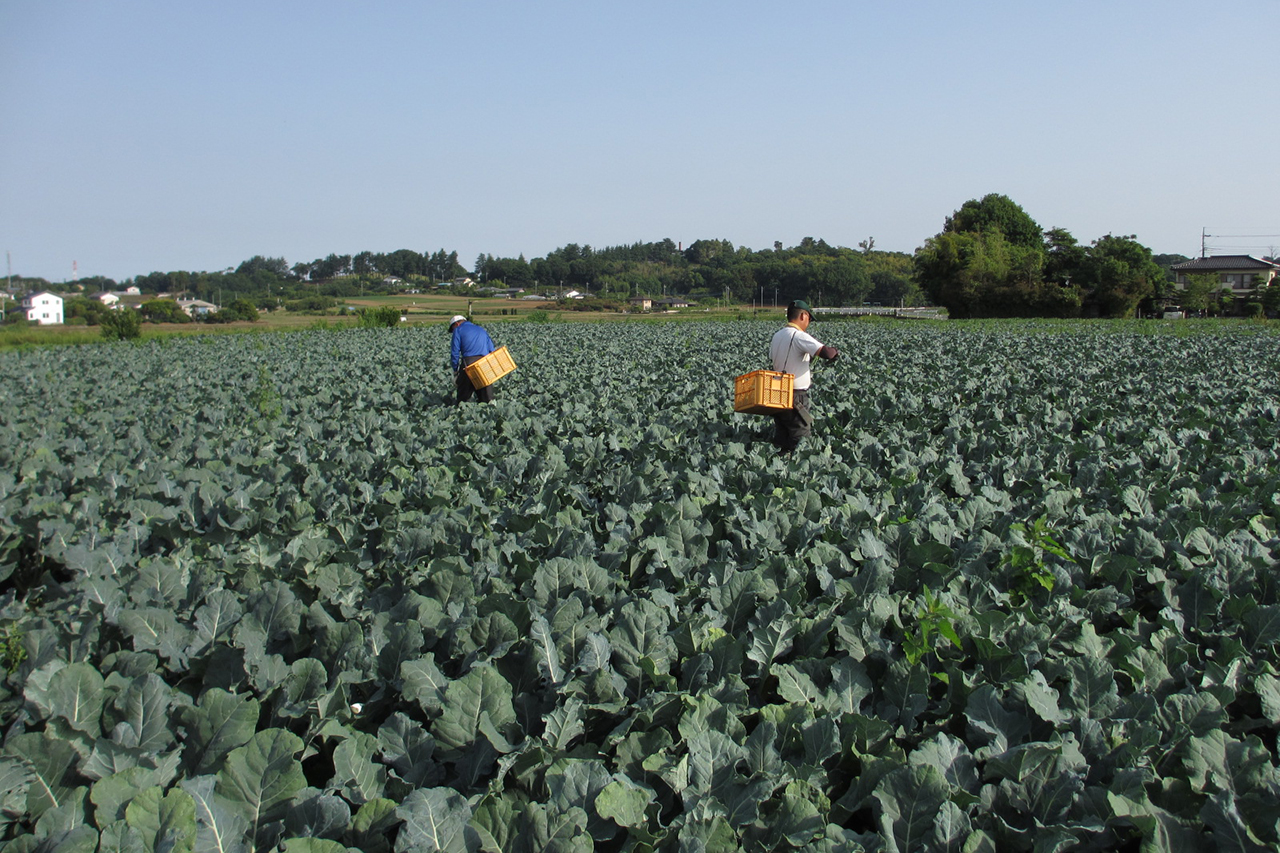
left=3, top=0, right=1277, bottom=283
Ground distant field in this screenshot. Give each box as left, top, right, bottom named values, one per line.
left=4, top=292, right=1273, bottom=351
left=0, top=295, right=769, bottom=349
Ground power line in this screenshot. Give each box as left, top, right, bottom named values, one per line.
left=1201, top=228, right=1279, bottom=258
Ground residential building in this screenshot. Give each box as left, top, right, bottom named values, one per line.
left=23, top=291, right=64, bottom=325
left=177, top=299, right=218, bottom=317
left=1171, top=255, right=1279, bottom=299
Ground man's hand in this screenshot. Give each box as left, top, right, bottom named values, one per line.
left=819, top=345, right=839, bottom=361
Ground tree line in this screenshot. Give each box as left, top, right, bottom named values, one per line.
left=475, top=238, right=920, bottom=308
left=6, top=241, right=923, bottom=315
left=11, top=193, right=1264, bottom=320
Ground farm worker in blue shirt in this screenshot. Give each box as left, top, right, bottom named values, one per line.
left=448, top=314, right=498, bottom=404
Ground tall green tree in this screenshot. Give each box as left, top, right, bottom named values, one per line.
left=1261, top=279, right=1280, bottom=316
left=235, top=256, right=288, bottom=277
left=140, top=299, right=189, bottom=323
left=944, top=193, right=1043, bottom=248
left=100, top=307, right=141, bottom=340
left=484, top=255, right=534, bottom=286
left=917, top=195, right=1166, bottom=318
left=1079, top=235, right=1165, bottom=318
left=1179, top=273, right=1219, bottom=314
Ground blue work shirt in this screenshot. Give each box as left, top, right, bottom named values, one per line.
left=450, top=321, right=496, bottom=370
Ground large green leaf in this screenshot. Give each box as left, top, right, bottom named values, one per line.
left=377, top=713, right=441, bottom=789
left=108, top=673, right=174, bottom=755
left=469, top=793, right=520, bottom=853
left=528, top=613, right=565, bottom=687
left=214, top=728, right=305, bottom=849
left=595, top=778, right=655, bottom=829
left=187, top=589, right=244, bottom=656
left=280, top=840, right=351, bottom=853
left=746, top=599, right=796, bottom=668
left=0, top=755, right=34, bottom=831
left=91, top=766, right=165, bottom=825
left=431, top=666, right=516, bottom=755
left=394, top=787, right=474, bottom=853
left=27, top=662, right=104, bottom=736
left=545, top=758, right=615, bottom=842
left=5, top=732, right=81, bottom=820
left=401, top=654, right=449, bottom=714
left=965, top=685, right=1031, bottom=758
left=872, top=765, right=950, bottom=853
left=182, top=775, right=250, bottom=853
left=330, top=731, right=386, bottom=806
left=125, top=785, right=196, bottom=853
left=522, top=801, right=593, bottom=853
left=240, top=580, right=304, bottom=647
left=610, top=599, right=676, bottom=682
left=541, top=698, right=586, bottom=752
left=349, top=798, right=399, bottom=853
left=282, top=788, right=351, bottom=841
left=180, top=689, right=261, bottom=775
left=771, top=779, right=828, bottom=848
left=1109, top=790, right=1214, bottom=853
left=1199, top=789, right=1271, bottom=853
left=119, top=607, right=192, bottom=666
left=908, top=733, right=978, bottom=798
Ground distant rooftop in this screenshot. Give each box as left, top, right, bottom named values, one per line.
left=1171, top=255, right=1278, bottom=271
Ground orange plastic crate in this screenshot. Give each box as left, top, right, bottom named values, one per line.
left=734, top=370, right=793, bottom=414
left=464, top=345, right=516, bottom=388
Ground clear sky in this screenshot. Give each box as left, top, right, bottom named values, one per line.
left=3, top=0, right=1277, bottom=283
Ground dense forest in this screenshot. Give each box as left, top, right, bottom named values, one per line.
left=11, top=193, right=1271, bottom=320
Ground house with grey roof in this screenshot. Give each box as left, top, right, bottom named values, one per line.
left=1171, top=255, right=1278, bottom=300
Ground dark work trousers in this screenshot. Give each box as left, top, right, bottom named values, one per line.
left=455, top=355, right=495, bottom=404
left=771, top=388, right=811, bottom=453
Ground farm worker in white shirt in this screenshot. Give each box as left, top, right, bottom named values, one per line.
left=769, top=299, right=839, bottom=455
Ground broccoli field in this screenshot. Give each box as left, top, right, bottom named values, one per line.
left=1, top=319, right=1279, bottom=852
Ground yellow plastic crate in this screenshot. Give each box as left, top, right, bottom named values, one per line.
left=734, top=370, right=793, bottom=414
left=464, top=345, right=516, bottom=388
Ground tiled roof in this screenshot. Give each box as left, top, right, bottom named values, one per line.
left=1171, top=255, right=1278, bottom=271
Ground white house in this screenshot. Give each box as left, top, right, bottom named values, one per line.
left=177, top=299, right=218, bottom=317
left=93, top=291, right=121, bottom=307
left=23, top=291, right=64, bottom=325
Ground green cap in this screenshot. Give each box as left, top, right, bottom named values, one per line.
left=789, top=299, right=814, bottom=316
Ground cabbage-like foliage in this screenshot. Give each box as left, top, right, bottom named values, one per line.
left=1, top=320, right=1278, bottom=850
